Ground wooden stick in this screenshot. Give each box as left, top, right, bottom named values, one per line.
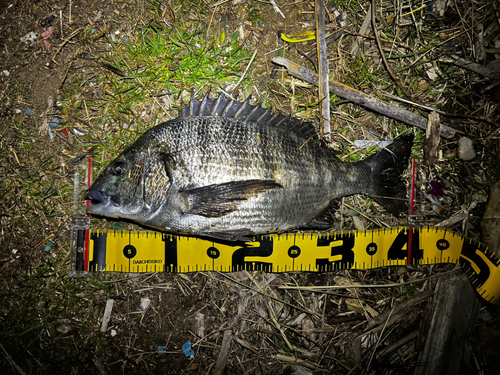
left=415, top=273, right=480, bottom=375
left=100, top=299, right=114, bottom=332
left=371, top=0, right=420, bottom=104
left=271, top=56, right=457, bottom=138
left=424, top=112, right=440, bottom=165
left=214, top=330, right=233, bottom=375
left=364, top=289, right=434, bottom=332
left=315, top=0, right=331, bottom=141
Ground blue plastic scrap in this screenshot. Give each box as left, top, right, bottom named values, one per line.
left=44, top=240, right=53, bottom=252
left=158, top=346, right=166, bottom=354
left=182, top=340, right=195, bottom=357
left=49, top=117, right=61, bottom=129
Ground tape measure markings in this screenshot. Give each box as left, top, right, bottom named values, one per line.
left=81, top=226, right=500, bottom=305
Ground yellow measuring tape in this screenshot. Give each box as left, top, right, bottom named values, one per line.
left=78, top=226, right=500, bottom=305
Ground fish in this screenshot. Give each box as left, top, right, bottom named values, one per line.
left=85, top=93, right=413, bottom=241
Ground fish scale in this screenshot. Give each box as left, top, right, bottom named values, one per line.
left=86, top=94, right=413, bottom=241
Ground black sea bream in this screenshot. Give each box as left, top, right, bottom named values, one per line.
left=85, top=94, right=412, bottom=240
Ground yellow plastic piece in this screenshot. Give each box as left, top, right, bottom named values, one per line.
left=280, top=31, right=315, bottom=43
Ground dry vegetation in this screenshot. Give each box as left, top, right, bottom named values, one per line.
left=1, top=0, right=500, bottom=374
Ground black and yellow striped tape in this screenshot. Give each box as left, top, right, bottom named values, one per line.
left=73, top=226, right=500, bottom=305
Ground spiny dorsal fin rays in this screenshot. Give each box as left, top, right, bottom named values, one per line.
left=179, top=90, right=320, bottom=142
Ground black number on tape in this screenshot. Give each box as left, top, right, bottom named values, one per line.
left=436, top=239, right=450, bottom=250
left=366, top=242, right=378, bottom=256
left=123, top=244, right=137, bottom=259
left=231, top=237, right=274, bottom=272
left=288, top=245, right=301, bottom=258
left=459, top=241, right=490, bottom=287
left=316, top=234, right=355, bottom=270
left=387, top=229, right=423, bottom=261
left=207, top=247, right=220, bottom=259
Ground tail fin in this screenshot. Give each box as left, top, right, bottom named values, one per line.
left=363, top=134, right=414, bottom=215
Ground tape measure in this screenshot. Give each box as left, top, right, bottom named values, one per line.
left=70, top=224, right=500, bottom=305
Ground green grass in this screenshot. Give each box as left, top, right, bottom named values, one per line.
left=61, top=19, right=252, bottom=173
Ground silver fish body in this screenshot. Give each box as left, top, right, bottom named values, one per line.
left=86, top=95, right=412, bottom=240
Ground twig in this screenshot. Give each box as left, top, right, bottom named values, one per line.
left=0, top=343, right=26, bottom=375
left=376, top=329, right=419, bottom=358
left=348, top=30, right=412, bottom=50
left=214, top=330, right=233, bottom=375
left=217, top=272, right=318, bottom=316
left=52, top=28, right=83, bottom=65
left=366, top=306, right=395, bottom=370
left=351, top=5, right=372, bottom=55
left=271, top=56, right=458, bottom=138
left=100, top=299, right=114, bottom=332
left=315, top=0, right=331, bottom=142
left=371, top=0, right=421, bottom=104
left=279, top=268, right=461, bottom=292
left=451, top=54, right=500, bottom=79
left=424, top=112, right=440, bottom=166
left=269, top=0, right=285, bottom=18
left=267, top=300, right=293, bottom=350
left=234, top=49, right=258, bottom=93
left=382, top=91, right=495, bottom=127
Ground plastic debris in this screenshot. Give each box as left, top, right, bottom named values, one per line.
left=429, top=180, right=444, bottom=198
left=111, top=222, right=124, bottom=231
left=182, top=340, right=195, bottom=358
left=43, top=15, right=55, bottom=27
left=428, top=180, right=445, bottom=214
left=2, top=70, right=9, bottom=77
left=110, top=329, right=117, bottom=337
left=353, top=140, right=393, bottom=149
left=158, top=346, right=167, bottom=354
left=26, top=108, right=33, bottom=115
left=281, top=30, right=315, bottom=43
left=49, top=117, right=61, bottom=129
left=44, top=240, right=54, bottom=252
left=140, top=298, right=150, bottom=310
left=194, top=312, right=205, bottom=338
left=41, top=26, right=55, bottom=48
left=21, top=32, right=37, bottom=43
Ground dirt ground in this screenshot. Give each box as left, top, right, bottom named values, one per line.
left=1, top=0, right=500, bottom=374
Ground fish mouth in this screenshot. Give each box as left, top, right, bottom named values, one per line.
left=85, top=190, right=111, bottom=213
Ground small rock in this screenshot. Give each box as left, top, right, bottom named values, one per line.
left=457, top=137, right=476, bottom=160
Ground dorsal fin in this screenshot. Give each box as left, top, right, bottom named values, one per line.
left=179, top=91, right=320, bottom=141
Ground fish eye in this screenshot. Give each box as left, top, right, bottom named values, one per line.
left=111, top=162, right=127, bottom=176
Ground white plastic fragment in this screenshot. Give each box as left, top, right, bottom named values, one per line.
left=140, top=298, right=150, bottom=310
left=353, top=140, right=393, bottom=149
left=21, top=31, right=37, bottom=43
left=194, top=312, right=205, bottom=338
left=457, top=137, right=476, bottom=160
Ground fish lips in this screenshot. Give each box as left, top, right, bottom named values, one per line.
left=85, top=189, right=113, bottom=215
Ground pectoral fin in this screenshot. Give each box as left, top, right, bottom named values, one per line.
left=179, top=179, right=282, bottom=218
